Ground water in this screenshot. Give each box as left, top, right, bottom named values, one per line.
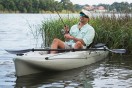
left=0, top=14, right=132, bottom=88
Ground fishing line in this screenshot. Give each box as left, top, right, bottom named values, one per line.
left=53, top=4, right=65, bottom=27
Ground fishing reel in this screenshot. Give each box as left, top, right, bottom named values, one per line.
left=61, top=29, right=69, bottom=34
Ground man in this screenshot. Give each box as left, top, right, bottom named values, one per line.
left=50, top=9, right=95, bottom=54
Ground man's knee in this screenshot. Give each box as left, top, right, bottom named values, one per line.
left=76, top=41, right=82, bottom=45
left=53, top=38, right=60, bottom=43
left=75, top=41, right=83, bottom=48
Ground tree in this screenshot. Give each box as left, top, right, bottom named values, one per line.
left=74, top=4, right=83, bottom=11
left=1, top=0, right=16, bottom=12
left=54, top=1, right=63, bottom=12
left=32, top=0, right=39, bottom=13
left=60, top=0, right=73, bottom=11
left=0, top=4, right=4, bottom=11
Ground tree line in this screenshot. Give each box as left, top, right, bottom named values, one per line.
left=97, top=2, right=132, bottom=13
left=0, top=0, right=132, bottom=13
left=0, top=0, right=79, bottom=13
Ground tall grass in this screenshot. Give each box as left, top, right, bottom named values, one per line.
left=40, top=14, right=132, bottom=54
left=91, top=14, right=132, bottom=54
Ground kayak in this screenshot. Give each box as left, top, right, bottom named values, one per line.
left=13, top=48, right=108, bottom=76
left=5, top=43, right=125, bottom=76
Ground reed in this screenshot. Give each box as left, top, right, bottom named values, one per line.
left=91, top=13, right=132, bottom=54
left=41, top=17, right=79, bottom=47
left=40, top=14, right=132, bottom=54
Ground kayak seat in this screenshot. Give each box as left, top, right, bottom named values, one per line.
left=86, top=42, right=94, bottom=49
left=87, top=43, right=106, bottom=49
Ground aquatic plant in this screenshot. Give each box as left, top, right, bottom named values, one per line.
left=91, top=13, right=132, bottom=54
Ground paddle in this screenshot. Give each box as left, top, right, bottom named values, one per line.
left=5, top=47, right=126, bottom=55
left=103, top=46, right=126, bottom=54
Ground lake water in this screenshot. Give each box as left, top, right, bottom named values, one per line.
left=0, top=14, right=132, bottom=88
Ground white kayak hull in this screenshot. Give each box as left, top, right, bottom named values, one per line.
left=13, top=50, right=108, bottom=76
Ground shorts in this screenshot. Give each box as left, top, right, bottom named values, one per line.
left=64, top=42, right=86, bottom=49
left=64, top=43, right=73, bottom=49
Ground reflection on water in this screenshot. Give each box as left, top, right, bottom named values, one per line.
left=0, top=60, right=15, bottom=88
left=91, top=55, right=132, bottom=88
left=7, top=56, right=131, bottom=88
left=15, top=63, right=96, bottom=88
left=15, top=71, right=83, bottom=87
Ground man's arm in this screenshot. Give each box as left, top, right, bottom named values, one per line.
left=64, top=34, right=85, bottom=45
left=71, top=36, right=85, bottom=45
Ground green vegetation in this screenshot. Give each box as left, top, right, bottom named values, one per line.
left=0, top=0, right=80, bottom=13
left=91, top=14, right=132, bottom=54
left=40, top=14, right=132, bottom=55
left=0, top=0, right=132, bottom=13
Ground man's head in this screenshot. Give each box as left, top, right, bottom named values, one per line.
left=80, top=9, right=92, bottom=19
left=79, top=9, right=92, bottom=23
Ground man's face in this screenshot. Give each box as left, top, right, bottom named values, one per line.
left=80, top=13, right=89, bottom=23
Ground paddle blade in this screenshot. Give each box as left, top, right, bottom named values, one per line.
left=5, top=49, right=31, bottom=54
left=111, top=49, right=126, bottom=54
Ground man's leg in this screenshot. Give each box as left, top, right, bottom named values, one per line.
left=74, top=41, right=83, bottom=49
left=50, top=38, right=65, bottom=54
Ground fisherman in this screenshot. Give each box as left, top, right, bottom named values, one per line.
left=50, top=9, right=95, bottom=54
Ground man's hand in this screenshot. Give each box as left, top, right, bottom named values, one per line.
left=64, top=34, right=74, bottom=39
left=64, top=25, right=69, bottom=34
left=64, top=34, right=85, bottom=45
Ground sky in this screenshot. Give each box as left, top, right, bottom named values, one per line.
left=55, top=0, right=132, bottom=5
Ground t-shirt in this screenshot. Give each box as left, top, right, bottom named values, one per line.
left=65, top=23, right=95, bottom=47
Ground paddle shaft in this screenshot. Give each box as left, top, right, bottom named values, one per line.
left=5, top=47, right=126, bottom=55
left=31, top=48, right=106, bottom=51
left=5, top=48, right=105, bottom=55
left=30, top=48, right=126, bottom=53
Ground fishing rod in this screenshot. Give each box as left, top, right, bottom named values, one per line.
left=53, top=5, right=70, bottom=34
left=53, top=5, right=65, bottom=27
